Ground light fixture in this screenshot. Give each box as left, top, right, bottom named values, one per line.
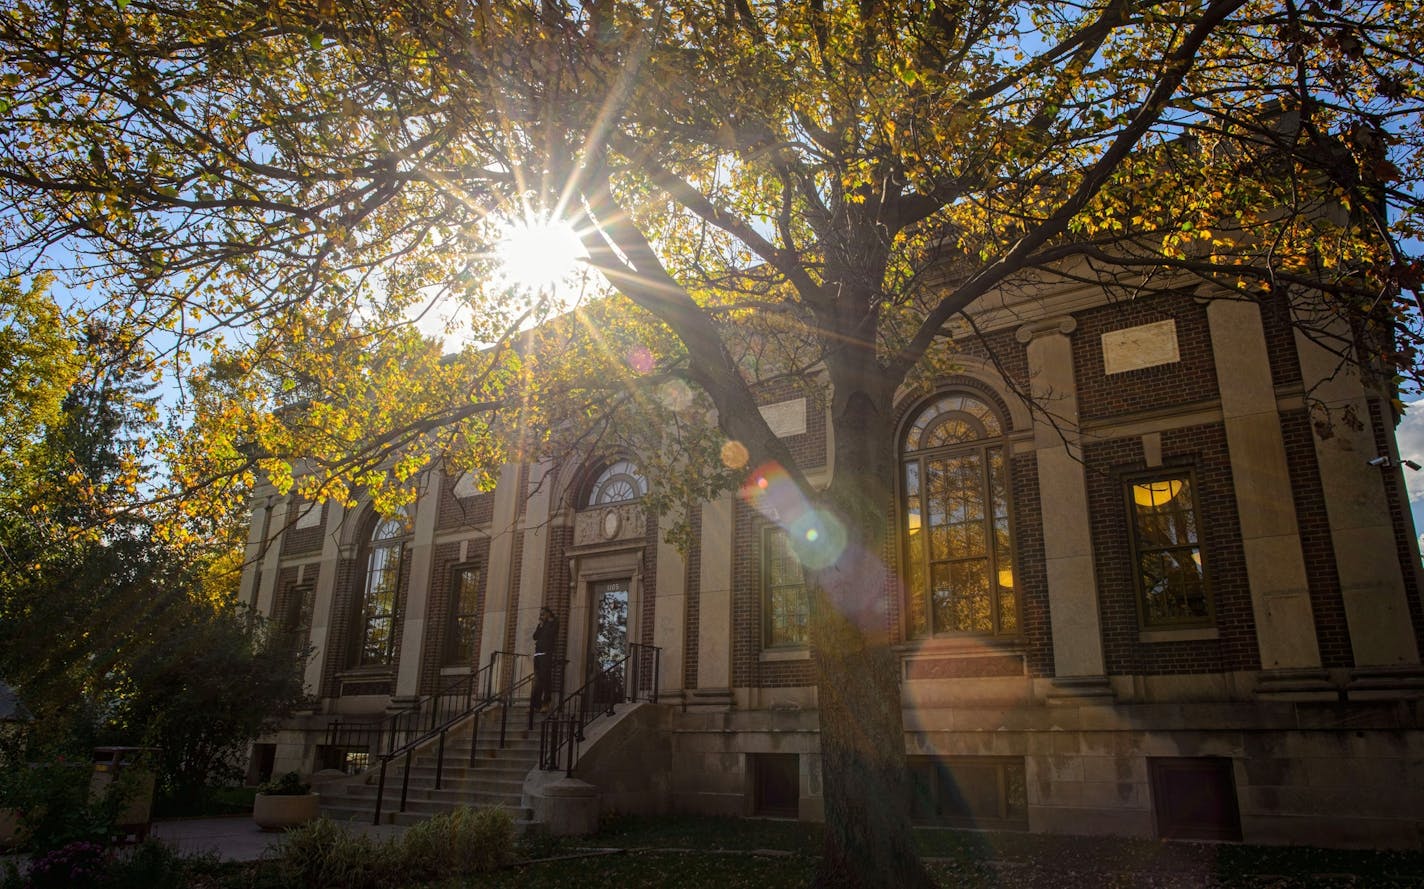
left=1367, top=456, right=1421, bottom=471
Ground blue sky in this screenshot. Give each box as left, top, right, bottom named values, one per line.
left=1394, top=402, right=1424, bottom=548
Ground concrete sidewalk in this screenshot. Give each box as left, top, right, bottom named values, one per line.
left=149, top=815, right=406, bottom=862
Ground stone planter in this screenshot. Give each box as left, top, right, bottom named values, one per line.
left=252, top=792, right=320, bottom=831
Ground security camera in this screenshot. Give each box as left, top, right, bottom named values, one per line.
left=1406, top=460, right=1422, bottom=471
left=1368, top=456, right=1391, bottom=467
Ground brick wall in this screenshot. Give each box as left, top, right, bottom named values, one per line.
left=1012, top=454, right=1055, bottom=678
left=730, top=500, right=816, bottom=689
left=1258, top=293, right=1304, bottom=388
left=418, top=537, right=493, bottom=695
left=319, top=511, right=408, bottom=699
left=952, top=326, right=1031, bottom=395
left=436, top=474, right=495, bottom=531
left=685, top=503, right=702, bottom=689
left=1087, top=424, right=1261, bottom=675
left=541, top=524, right=571, bottom=696
left=752, top=377, right=828, bottom=469
left=1281, top=408, right=1353, bottom=668
left=1074, top=295, right=1219, bottom=422
left=282, top=502, right=326, bottom=554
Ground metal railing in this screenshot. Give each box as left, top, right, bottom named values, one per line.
left=538, top=642, right=660, bottom=776
left=324, top=651, right=532, bottom=824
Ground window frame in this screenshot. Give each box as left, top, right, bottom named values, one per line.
left=762, top=525, right=810, bottom=650
left=445, top=563, right=483, bottom=667
left=1123, top=468, right=1214, bottom=629
left=583, top=458, right=648, bottom=507
left=898, top=391, right=1020, bottom=641
left=354, top=512, right=409, bottom=668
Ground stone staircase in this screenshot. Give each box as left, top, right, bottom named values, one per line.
left=318, top=703, right=543, bottom=827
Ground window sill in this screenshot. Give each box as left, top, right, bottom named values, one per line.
left=760, top=646, right=811, bottom=663
left=894, top=636, right=1025, bottom=656
left=439, top=666, right=473, bottom=676
left=337, top=666, right=396, bottom=677
left=1138, top=626, right=1218, bottom=643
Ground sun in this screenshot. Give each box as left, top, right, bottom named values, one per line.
left=495, top=215, right=587, bottom=294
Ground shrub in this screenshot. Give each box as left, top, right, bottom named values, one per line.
left=258, top=771, right=311, bottom=796
left=25, top=840, right=108, bottom=889
left=0, top=756, right=118, bottom=852
left=276, top=817, right=401, bottom=889
left=103, top=839, right=196, bottom=889
left=398, top=806, right=515, bottom=879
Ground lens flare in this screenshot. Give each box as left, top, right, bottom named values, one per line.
left=738, top=461, right=847, bottom=570
left=720, top=440, right=749, bottom=469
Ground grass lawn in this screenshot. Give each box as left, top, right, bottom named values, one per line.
left=471, top=816, right=1424, bottom=889
left=186, top=814, right=1424, bottom=889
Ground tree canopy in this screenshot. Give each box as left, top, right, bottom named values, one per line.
left=3, top=1, right=1422, bottom=884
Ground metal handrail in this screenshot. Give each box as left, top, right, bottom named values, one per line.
left=325, top=659, right=499, bottom=759
left=538, top=642, right=660, bottom=776
left=324, top=649, right=535, bottom=820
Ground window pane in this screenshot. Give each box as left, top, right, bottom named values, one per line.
left=1130, top=474, right=1209, bottom=626
left=1139, top=549, right=1208, bottom=622
left=449, top=567, right=480, bottom=666
left=765, top=529, right=810, bottom=646
left=990, top=449, right=1016, bottom=633
left=589, top=459, right=648, bottom=505
left=360, top=540, right=402, bottom=665
left=902, top=394, right=1014, bottom=638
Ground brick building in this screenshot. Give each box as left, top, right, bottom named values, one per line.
left=242, top=280, right=1424, bottom=846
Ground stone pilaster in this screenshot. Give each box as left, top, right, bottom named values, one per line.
left=303, top=499, right=346, bottom=695
left=653, top=506, right=688, bottom=699
left=1205, top=297, right=1328, bottom=695
left=512, top=461, right=556, bottom=683
left=478, top=462, right=526, bottom=675
left=1016, top=317, right=1111, bottom=698
left=1292, top=305, right=1422, bottom=682
left=241, top=492, right=275, bottom=610
left=691, top=493, right=735, bottom=709
left=254, top=497, right=290, bottom=618
left=394, top=468, right=444, bottom=699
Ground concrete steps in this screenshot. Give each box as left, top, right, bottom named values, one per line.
left=318, top=704, right=545, bottom=827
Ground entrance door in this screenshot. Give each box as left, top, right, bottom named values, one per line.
left=590, top=578, right=629, bottom=706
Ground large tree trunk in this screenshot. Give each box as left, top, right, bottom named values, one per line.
left=808, top=386, right=934, bottom=889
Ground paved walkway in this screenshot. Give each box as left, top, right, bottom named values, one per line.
left=149, top=815, right=406, bottom=862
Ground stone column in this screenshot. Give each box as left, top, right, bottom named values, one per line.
left=254, top=497, right=290, bottom=618
left=1293, top=306, right=1422, bottom=679
left=1016, top=317, right=1111, bottom=698
left=241, top=492, right=275, bottom=610
left=654, top=506, right=688, bottom=698
left=1206, top=297, right=1328, bottom=694
left=513, top=461, right=556, bottom=685
left=479, top=462, right=525, bottom=676
left=691, top=493, right=735, bottom=708
left=394, top=468, right=444, bottom=699
left=303, top=499, right=347, bottom=695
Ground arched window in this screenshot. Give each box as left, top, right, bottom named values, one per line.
left=584, top=459, right=648, bottom=507
left=356, top=511, right=408, bottom=666
left=901, top=393, right=1018, bottom=638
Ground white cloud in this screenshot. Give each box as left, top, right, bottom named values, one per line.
left=1396, top=400, right=1424, bottom=510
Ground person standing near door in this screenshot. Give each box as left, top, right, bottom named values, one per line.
left=531, top=606, right=558, bottom=714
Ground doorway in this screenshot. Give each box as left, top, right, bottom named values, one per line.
left=590, top=578, right=630, bottom=706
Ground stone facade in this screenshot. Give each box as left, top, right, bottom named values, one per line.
left=243, top=283, right=1424, bottom=848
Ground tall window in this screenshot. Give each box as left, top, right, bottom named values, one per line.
left=357, top=512, right=407, bottom=666
left=763, top=527, right=809, bottom=647
left=447, top=565, right=482, bottom=666
left=901, top=393, right=1017, bottom=638
left=585, top=459, right=647, bottom=506
left=1127, top=473, right=1210, bottom=626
